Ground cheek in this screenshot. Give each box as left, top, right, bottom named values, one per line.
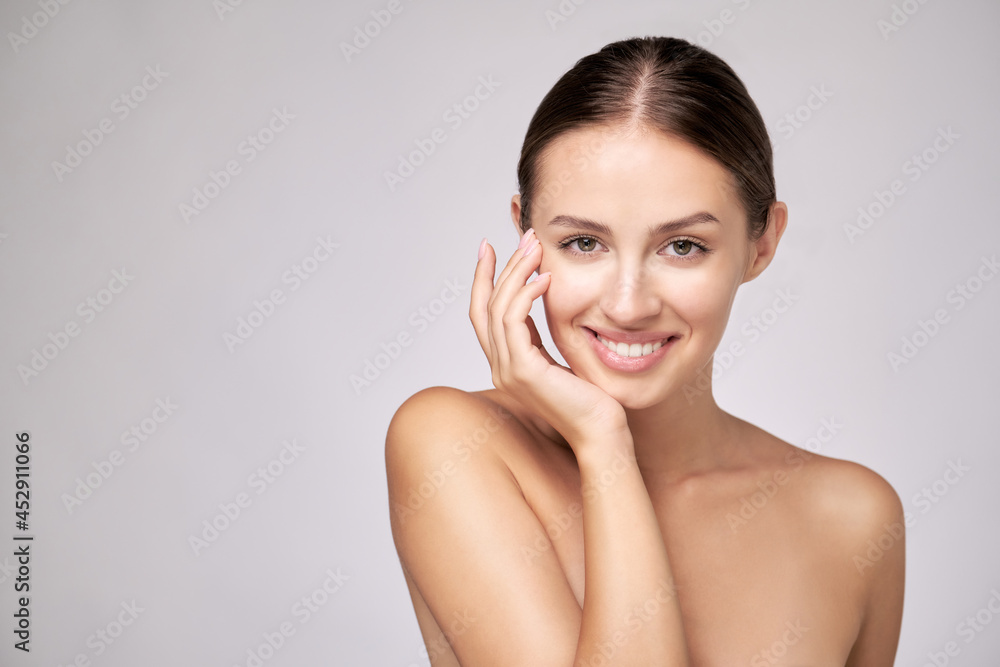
left=541, top=259, right=604, bottom=311
left=663, top=268, right=740, bottom=338
left=540, top=270, right=586, bottom=325
left=540, top=267, right=601, bottom=353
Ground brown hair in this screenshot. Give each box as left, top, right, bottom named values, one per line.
left=516, top=36, right=775, bottom=241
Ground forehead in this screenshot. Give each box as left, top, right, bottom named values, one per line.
left=535, top=125, right=744, bottom=228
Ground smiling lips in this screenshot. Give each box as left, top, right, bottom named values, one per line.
left=584, top=326, right=678, bottom=372
left=596, top=333, right=666, bottom=358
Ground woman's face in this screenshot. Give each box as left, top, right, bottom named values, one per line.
left=512, top=125, right=782, bottom=411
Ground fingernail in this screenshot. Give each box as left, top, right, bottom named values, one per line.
left=478, top=237, right=487, bottom=260
left=523, top=237, right=539, bottom=255
left=528, top=271, right=551, bottom=284
left=518, top=227, right=535, bottom=249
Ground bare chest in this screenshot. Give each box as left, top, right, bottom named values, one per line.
left=515, top=446, right=862, bottom=665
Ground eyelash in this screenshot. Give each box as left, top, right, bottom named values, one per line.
left=556, top=235, right=711, bottom=261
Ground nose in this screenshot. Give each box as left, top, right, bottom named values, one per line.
left=599, top=258, right=661, bottom=326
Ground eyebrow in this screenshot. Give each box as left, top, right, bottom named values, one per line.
left=546, top=211, right=721, bottom=237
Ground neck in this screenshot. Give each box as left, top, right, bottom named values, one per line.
left=624, top=389, right=741, bottom=488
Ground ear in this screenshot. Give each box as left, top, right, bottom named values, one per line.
left=741, top=201, right=788, bottom=284
left=510, top=194, right=524, bottom=237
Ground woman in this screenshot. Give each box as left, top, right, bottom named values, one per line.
left=386, top=36, right=904, bottom=666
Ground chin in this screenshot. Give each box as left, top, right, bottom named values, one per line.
left=609, top=378, right=679, bottom=411
left=614, top=391, right=664, bottom=412
left=566, top=361, right=676, bottom=412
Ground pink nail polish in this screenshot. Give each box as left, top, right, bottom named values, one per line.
left=523, top=237, right=539, bottom=255
left=478, top=237, right=487, bottom=259
left=518, top=227, right=535, bottom=249
left=528, top=271, right=551, bottom=284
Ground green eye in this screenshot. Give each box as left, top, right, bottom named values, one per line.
left=663, top=238, right=709, bottom=260
left=558, top=235, right=602, bottom=254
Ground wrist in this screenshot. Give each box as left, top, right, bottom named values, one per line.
left=571, top=427, right=636, bottom=470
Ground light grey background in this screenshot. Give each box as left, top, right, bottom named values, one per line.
left=1, top=0, right=998, bottom=665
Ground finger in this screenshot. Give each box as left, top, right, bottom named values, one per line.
left=500, top=270, right=551, bottom=364
left=480, top=234, right=524, bottom=365
left=489, top=234, right=542, bottom=325
left=491, top=228, right=536, bottom=301
left=469, top=239, right=498, bottom=359
left=489, top=236, right=542, bottom=374
left=474, top=240, right=514, bottom=388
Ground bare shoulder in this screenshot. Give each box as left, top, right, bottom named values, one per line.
left=747, top=425, right=905, bottom=580
left=736, top=424, right=905, bottom=663
left=752, top=424, right=905, bottom=580
left=387, top=386, right=511, bottom=527
left=734, top=417, right=902, bottom=526
left=385, top=386, right=526, bottom=474
left=384, top=385, right=583, bottom=664
left=788, top=442, right=905, bottom=537
left=386, top=385, right=518, bottom=437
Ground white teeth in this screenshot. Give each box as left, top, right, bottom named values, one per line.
left=597, top=334, right=666, bottom=358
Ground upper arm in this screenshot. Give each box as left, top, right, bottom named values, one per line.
left=385, top=386, right=582, bottom=666
left=840, top=464, right=906, bottom=666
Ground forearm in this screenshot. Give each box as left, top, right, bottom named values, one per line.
left=572, top=433, right=689, bottom=666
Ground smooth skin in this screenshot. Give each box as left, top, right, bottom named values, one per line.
left=386, top=124, right=904, bottom=665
